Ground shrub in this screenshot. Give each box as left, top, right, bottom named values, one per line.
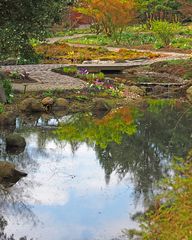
left=126, top=156, right=192, bottom=240
left=75, top=0, right=136, bottom=43
left=63, top=66, right=78, bottom=74
left=151, top=21, right=181, bottom=46
left=2, top=79, right=13, bottom=103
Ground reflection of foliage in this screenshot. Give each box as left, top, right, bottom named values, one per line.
left=0, top=216, right=7, bottom=231
left=95, top=103, right=192, bottom=202
left=0, top=215, right=32, bottom=240
left=55, top=107, right=138, bottom=148
left=147, top=99, right=176, bottom=113
left=127, top=156, right=192, bottom=240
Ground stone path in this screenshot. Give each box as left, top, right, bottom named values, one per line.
left=46, top=34, right=94, bottom=44
left=0, top=38, right=191, bottom=92
left=1, top=64, right=87, bottom=92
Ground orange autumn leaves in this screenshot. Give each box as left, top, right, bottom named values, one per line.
left=95, top=107, right=134, bottom=125
left=55, top=107, right=137, bottom=149
left=75, top=0, right=136, bottom=36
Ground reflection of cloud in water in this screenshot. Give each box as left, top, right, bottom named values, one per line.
left=2, top=131, right=143, bottom=240
left=9, top=213, right=140, bottom=240
left=24, top=134, right=121, bottom=206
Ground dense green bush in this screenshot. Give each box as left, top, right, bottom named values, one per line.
left=0, top=0, right=67, bottom=62
left=151, top=21, right=181, bottom=46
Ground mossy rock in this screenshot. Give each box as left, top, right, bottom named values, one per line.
left=41, top=97, right=54, bottom=106
left=53, top=98, right=69, bottom=111
left=19, top=98, right=44, bottom=112
left=0, top=161, right=27, bottom=187
left=93, top=98, right=112, bottom=112
left=0, top=111, right=16, bottom=126
left=6, top=133, right=26, bottom=154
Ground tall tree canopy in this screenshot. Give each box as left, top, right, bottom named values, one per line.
left=0, top=0, right=67, bottom=61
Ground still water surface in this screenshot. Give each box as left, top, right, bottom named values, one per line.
left=0, top=100, right=192, bottom=240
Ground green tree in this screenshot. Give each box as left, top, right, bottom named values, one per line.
left=0, top=0, right=66, bottom=62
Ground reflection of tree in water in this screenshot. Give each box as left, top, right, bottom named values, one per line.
left=54, top=102, right=192, bottom=203
left=0, top=215, right=33, bottom=240
left=0, top=181, right=37, bottom=225
left=0, top=118, right=43, bottom=237
left=95, top=104, right=192, bottom=203
left=0, top=113, right=75, bottom=234
left=1, top=104, right=191, bottom=235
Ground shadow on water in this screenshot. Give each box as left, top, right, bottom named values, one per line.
left=0, top=99, right=192, bottom=239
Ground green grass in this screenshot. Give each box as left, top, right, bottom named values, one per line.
left=165, top=58, right=192, bottom=65
left=184, top=71, right=192, bottom=80
left=178, top=24, right=192, bottom=36
left=171, top=37, right=192, bottom=49
left=63, top=66, right=78, bottom=74
left=66, top=32, right=156, bottom=46
left=63, top=24, right=192, bottom=50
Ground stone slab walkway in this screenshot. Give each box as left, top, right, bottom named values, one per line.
left=0, top=40, right=191, bottom=92
left=1, top=64, right=87, bottom=92
left=46, top=34, right=94, bottom=44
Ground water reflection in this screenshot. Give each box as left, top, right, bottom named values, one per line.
left=0, top=100, right=192, bottom=239
left=56, top=101, right=192, bottom=202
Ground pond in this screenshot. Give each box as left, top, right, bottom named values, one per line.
left=0, top=99, right=192, bottom=240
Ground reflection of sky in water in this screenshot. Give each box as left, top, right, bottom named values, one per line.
left=5, top=133, right=142, bottom=240
left=2, top=103, right=192, bottom=239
